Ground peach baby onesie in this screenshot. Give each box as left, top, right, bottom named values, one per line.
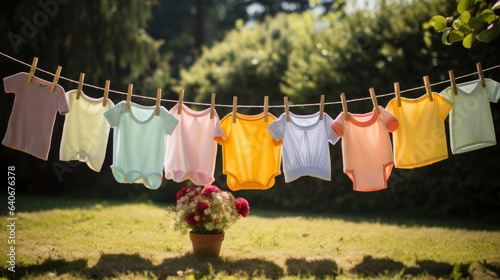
left=164, top=103, right=225, bottom=186
left=332, top=107, right=398, bottom=192
left=214, top=112, right=282, bottom=191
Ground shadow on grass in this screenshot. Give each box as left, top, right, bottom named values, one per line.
left=12, top=253, right=285, bottom=279
left=9, top=254, right=499, bottom=279
left=350, top=255, right=471, bottom=279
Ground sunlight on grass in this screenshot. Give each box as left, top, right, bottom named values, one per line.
left=1, top=196, right=499, bottom=279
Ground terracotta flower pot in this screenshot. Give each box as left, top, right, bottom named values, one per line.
left=189, top=232, right=225, bottom=257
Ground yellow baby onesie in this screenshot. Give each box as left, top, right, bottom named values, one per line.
left=386, top=93, right=453, bottom=168
left=215, top=112, right=282, bottom=190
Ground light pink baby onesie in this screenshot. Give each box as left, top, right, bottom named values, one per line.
left=164, top=103, right=225, bottom=186
left=332, top=106, right=398, bottom=192
left=2, top=72, right=68, bottom=160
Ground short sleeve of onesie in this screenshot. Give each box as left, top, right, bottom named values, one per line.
left=2, top=72, right=68, bottom=160
left=439, top=78, right=500, bottom=154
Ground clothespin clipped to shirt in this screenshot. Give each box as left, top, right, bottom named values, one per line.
left=448, top=70, right=458, bottom=95
left=319, top=95, right=325, bottom=120
left=155, top=88, right=162, bottom=116
left=125, top=84, right=133, bottom=112
left=50, top=66, right=62, bottom=92
left=340, top=92, right=349, bottom=121
left=210, top=93, right=216, bottom=119
left=102, top=80, right=110, bottom=107
left=423, top=75, right=433, bottom=102
left=394, top=82, right=402, bottom=107
left=476, top=62, right=486, bottom=87
left=263, top=96, right=269, bottom=122
left=284, top=96, right=290, bottom=122
left=27, top=57, right=38, bottom=84
left=178, top=89, right=184, bottom=114
left=369, top=88, right=380, bottom=114
left=232, top=96, right=238, bottom=123
left=76, top=73, right=85, bottom=100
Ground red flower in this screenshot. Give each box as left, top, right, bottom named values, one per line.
left=196, top=201, right=209, bottom=211
left=234, top=198, right=250, bottom=217
left=176, top=187, right=198, bottom=201
left=202, top=185, right=221, bottom=198
left=185, top=211, right=203, bottom=226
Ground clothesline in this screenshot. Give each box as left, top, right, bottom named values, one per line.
left=1, top=51, right=499, bottom=108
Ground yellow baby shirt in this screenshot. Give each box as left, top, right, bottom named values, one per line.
left=214, top=112, right=282, bottom=191
left=386, top=93, right=453, bottom=169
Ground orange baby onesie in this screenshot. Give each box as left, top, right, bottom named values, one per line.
left=214, top=112, right=282, bottom=191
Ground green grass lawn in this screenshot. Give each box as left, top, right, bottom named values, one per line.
left=1, top=195, right=499, bottom=279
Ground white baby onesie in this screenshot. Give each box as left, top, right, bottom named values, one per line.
left=267, top=111, right=339, bottom=182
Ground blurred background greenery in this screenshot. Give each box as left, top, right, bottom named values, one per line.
left=1, top=0, right=499, bottom=221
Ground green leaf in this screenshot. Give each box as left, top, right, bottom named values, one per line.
left=463, top=33, right=474, bottom=48
left=479, top=9, right=499, bottom=24
left=430, top=15, right=448, bottom=31
left=476, top=22, right=500, bottom=42
left=468, top=17, right=486, bottom=30
left=442, top=29, right=452, bottom=45
left=449, top=30, right=465, bottom=43
left=461, top=11, right=471, bottom=23
left=457, top=0, right=472, bottom=13
left=458, top=22, right=474, bottom=33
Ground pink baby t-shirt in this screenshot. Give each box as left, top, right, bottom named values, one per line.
left=332, top=106, right=398, bottom=192
left=2, top=72, right=68, bottom=160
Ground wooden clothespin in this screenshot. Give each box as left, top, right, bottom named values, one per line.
left=50, top=66, right=62, bottom=92
left=102, top=80, right=110, bottom=107
left=232, top=96, right=238, bottom=123
left=319, top=95, right=325, bottom=120
left=27, top=57, right=38, bottom=84
left=125, top=84, right=133, bottom=112
left=476, top=62, right=486, bottom=87
left=155, top=88, right=162, bottom=116
left=340, top=92, right=349, bottom=121
left=76, top=73, right=85, bottom=100
left=423, top=75, right=433, bottom=102
left=210, top=93, right=216, bottom=119
left=284, top=96, right=290, bottom=122
left=394, top=82, right=402, bottom=107
left=263, top=96, right=269, bottom=122
left=448, top=70, right=458, bottom=95
left=369, top=88, right=380, bottom=114
left=178, top=89, right=184, bottom=115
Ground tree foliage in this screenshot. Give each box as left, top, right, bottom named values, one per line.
left=429, top=0, right=500, bottom=48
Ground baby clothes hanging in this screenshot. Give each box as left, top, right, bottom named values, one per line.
left=2, top=72, right=68, bottom=160
left=104, top=101, right=178, bottom=189
left=215, top=112, right=282, bottom=191
left=164, top=103, right=225, bottom=186
left=59, top=90, right=114, bottom=172
left=386, top=92, right=452, bottom=168
left=332, top=107, right=398, bottom=192
left=267, top=111, right=339, bottom=183
left=440, top=78, right=500, bottom=154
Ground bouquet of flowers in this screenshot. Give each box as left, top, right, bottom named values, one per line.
left=169, top=185, right=250, bottom=234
